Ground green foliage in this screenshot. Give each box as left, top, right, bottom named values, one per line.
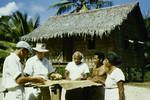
left=0, top=11, right=40, bottom=42
left=144, top=71, right=150, bottom=81
left=144, top=16, right=150, bottom=37
left=143, top=14, right=150, bottom=66
left=0, top=41, right=15, bottom=57
left=0, top=41, right=16, bottom=73
left=49, top=0, right=113, bottom=15
left=54, top=65, right=66, bottom=76
left=0, top=11, right=39, bottom=72
left=0, top=41, right=16, bottom=48
left=0, top=49, right=10, bottom=58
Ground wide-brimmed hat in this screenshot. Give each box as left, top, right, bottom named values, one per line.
left=16, top=41, right=31, bottom=51
left=33, top=43, right=48, bottom=52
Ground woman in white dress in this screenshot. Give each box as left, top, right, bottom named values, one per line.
left=103, top=52, right=125, bottom=100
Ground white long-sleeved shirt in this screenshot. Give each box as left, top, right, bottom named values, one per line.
left=2, top=53, right=24, bottom=100
left=24, top=55, right=55, bottom=79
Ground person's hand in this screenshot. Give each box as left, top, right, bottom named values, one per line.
left=49, top=73, right=62, bottom=80
left=87, top=77, right=92, bottom=80
left=80, top=73, right=88, bottom=80
left=76, top=77, right=82, bottom=80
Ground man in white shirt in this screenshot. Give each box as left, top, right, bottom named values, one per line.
left=62, top=51, right=90, bottom=100
left=64, top=51, right=89, bottom=80
left=2, top=41, right=45, bottom=100
left=24, top=43, right=55, bottom=100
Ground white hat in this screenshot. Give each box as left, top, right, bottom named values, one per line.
left=33, top=43, right=48, bottom=52
left=16, top=41, right=31, bottom=51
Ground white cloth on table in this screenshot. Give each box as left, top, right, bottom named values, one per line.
left=2, top=53, right=24, bottom=100
left=105, top=68, right=125, bottom=100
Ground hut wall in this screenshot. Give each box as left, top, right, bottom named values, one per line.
left=113, top=13, right=147, bottom=81
left=62, top=37, right=73, bottom=62
left=95, top=36, right=115, bottom=53
left=118, top=11, right=146, bottom=66
left=45, top=39, right=63, bottom=62
left=71, top=36, right=116, bottom=67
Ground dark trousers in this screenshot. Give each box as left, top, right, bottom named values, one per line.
left=65, top=88, right=84, bottom=100
left=40, top=87, right=51, bottom=100
left=83, top=86, right=105, bottom=100
left=65, top=86, right=104, bottom=100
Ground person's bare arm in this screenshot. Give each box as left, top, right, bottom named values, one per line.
left=93, top=76, right=104, bottom=83
left=117, top=80, right=125, bottom=100
left=90, top=66, right=106, bottom=85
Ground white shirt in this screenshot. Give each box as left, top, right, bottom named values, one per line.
left=105, top=68, right=125, bottom=88
left=24, top=55, right=55, bottom=79
left=24, top=55, right=55, bottom=100
left=105, top=68, right=125, bottom=100
left=65, top=61, right=90, bottom=80
left=2, top=53, right=24, bottom=100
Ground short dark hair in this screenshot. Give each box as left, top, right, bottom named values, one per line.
left=94, top=52, right=105, bottom=61
left=106, top=51, right=122, bottom=65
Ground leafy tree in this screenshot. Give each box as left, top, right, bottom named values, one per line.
left=0, top=11, right=39, bottom=72
left=0, top=16, right=11, bottom=41
left=0, top=11, right=40, bottom=42
left=144, top=15, right=150, bottom=38
left=0, top=40, right=16, bottom=72
left=143, top=11, right=150, bottom=69
left=49, top=0, right=113, bottom=15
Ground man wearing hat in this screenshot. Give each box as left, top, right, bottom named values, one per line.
left=2, top=41, right=45, bottom=100
left=24, top=43, right=56, bottom=100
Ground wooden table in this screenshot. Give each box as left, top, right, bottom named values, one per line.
left=30, top=80, right=102, bottom=100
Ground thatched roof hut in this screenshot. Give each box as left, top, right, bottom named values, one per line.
left=22, top=2, right=147, bottom=41
left=22, top=2, right=147, bottom=69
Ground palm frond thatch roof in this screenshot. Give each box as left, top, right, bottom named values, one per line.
left=21, top=2, right=139, bottom=41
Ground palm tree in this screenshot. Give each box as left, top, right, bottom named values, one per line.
left=0, top=16, right=11, bottom=41
left=0, top=11, right=40, bottom=42
left=49, top=0, right=113, bottom=15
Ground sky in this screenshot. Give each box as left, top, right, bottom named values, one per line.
left=0, top=0, right=150, bottom=24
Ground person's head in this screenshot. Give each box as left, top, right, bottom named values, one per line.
left=16, top=41, right=31, bottom=59
left=93, top=52, right=105, bottom=65
left=33, top=43, right=48, bottom=60
left=72, top=51, right=83, bottom=65
left=103, top=51, right=122, bottom=68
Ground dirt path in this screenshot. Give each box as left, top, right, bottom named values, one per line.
left=125, top=85, right=150, bottom=100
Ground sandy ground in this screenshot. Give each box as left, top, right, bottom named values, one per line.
left=124, top=85, right=150, bottom=100
left=0, top=78, right=150, bottom=100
